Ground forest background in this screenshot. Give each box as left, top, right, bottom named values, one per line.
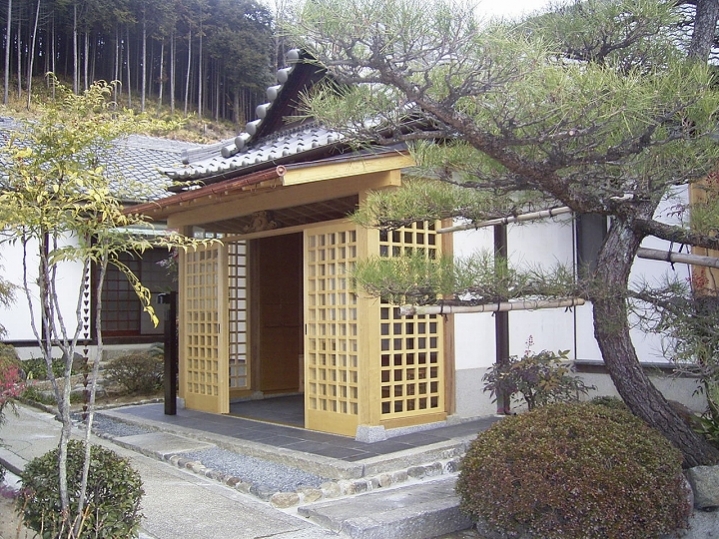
left=1, top=0, right=295, bottom=128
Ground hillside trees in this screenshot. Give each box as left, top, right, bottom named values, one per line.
left=293, top=0, right=719, bottom=466
left=0, top=0, right=274, bottom=124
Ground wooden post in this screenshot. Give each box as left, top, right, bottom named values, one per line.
left=494, top=225, right=511, bottom=415
left=159, top=291, right=178, bottom=415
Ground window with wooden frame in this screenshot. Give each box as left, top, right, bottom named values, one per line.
left=101, top=249, right=176, bottom=338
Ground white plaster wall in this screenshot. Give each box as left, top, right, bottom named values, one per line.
left=0, top=234, right=87, bottom=352
left=450, top=189, right=701, bottom=418
left=579, top=372, right=706, bottom=413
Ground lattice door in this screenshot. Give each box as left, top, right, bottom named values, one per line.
left=304, top=222, right=360, bottom=436
left=378, top=222, right=445, bottom=424
left=228, top=241, right=249, bottom=394
left=179, top=242, right=229, bottom=413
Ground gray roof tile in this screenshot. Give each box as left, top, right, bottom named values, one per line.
left=0, top=119, right=198, bottom=203
left=160, top=49, right=346, bottom=185
left=163, top=124, right=344, bottom=182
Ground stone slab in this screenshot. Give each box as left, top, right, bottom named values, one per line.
left=297, top=476, right=472, bottom=539
left=113, top=432, right=214, bottom=458
left=0, top=447, right=26, bottom=476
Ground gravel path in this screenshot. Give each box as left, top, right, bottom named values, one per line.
left=87, top=414, right=330, bottom=495
left=181, top=447, right=329, bottom=493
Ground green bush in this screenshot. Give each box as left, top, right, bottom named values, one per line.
left=482, top=340, right=594, bottom=411
left=104, top=351, right=163, bottom=394
left=18, top=440, right=144, bottom=539
left=23, top=357, right=65, bottom=380
left=589, top=395, right=628, bottom=410
left=456, top=402, right=690, bottom=539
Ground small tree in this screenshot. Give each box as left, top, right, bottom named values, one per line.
left=0, top=77, right=210, bottom=536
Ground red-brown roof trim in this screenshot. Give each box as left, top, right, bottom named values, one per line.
left=125, top=166, right=284, bottom=218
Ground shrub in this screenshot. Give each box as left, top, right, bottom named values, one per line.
left=482, top=338, right=594, bottom=411
left=589, top=395, right=628, bottom=410
left=19, top=440, right=144, bottom=539
left=23, top=357, right=65, bottom=380
left=0, top=345, right=24, bottom=421
left=456, top=402, right=690, bottom=539
left=104, top=351, right=163, bottom=394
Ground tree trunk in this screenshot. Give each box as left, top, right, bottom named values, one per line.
left=73, top=2, right=78, bottom=94
left=158, top=39, right=165, bottom=108
left=4, top=0, right=11, bottom=105
left=170, top=29, right=175, bottom=114
left=126, top=26, right=132, bottom=107
left=593, top=214, right=719, bottom=467
left=50, top=13, right=55, bottom=98
left=16, top=12, right=21, bottom=99
left=83, top=31, right=89, bottom=91
left=26, top=0, right=41, bottom=110
left=197, top=22, right=202, bottom=119
left=141, top=7, right=146, bottom=112
left=689, top=0, right=719, bottom=61
left=184, top=27, right=191, bottom=116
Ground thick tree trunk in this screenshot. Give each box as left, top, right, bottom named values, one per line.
left=689, top=0, right=719, bottom=61
left=593, top=215, right=719, bottom=467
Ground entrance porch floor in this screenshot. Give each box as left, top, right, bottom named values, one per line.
left=106, top=399, right=500, bottom=463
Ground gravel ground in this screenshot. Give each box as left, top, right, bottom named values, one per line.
left=87, top=414, right=330, bottom=494
left=85, top=414, right=154, bottom=437
left=181, top=446, right=330, bottom=492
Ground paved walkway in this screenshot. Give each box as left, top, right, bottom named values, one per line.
left=0, top=405, right=341, bottom=539
left=109, top=401, right=499, bottom=461
left=0, top=403, right=499, bottom=539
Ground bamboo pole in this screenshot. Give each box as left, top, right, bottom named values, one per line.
left=637, top=247, right=719, bottom=269
left=437, top=206, right=572, bottom=234
left=399, top=297, right=586, bottom=316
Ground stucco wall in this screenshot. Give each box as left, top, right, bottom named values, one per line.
left=450, top=189, right=704, bottom=417
left=0, top=235, right=87, bottom=348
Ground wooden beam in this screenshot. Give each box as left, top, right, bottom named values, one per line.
left=638, top=247, right=719, bottom=269
left=167, top=170, right=399, bottom=229
left=280, top=153, right=414, bottom=186
left=400, top=298, right=586, bottom=316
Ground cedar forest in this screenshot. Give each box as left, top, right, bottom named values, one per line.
left=2, top=0, right=288, bottom=125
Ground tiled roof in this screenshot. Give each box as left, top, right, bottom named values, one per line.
left=162, top=123, right=343, bottom=181
left=102, top=135, right=198, bottom=202
left=160, top=49, right=347, bottom=186
left=0, top=117, right=197, bottom=203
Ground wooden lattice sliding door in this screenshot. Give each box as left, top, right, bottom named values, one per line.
left=179, top=243, right=229, bottom=413
left=304, top=220, right=446, bottom=437
left=304, top=222, right=361, bottom=436
left=377, top=222, right=445, bottom=427
left=228, top=241, right=250, bottom=395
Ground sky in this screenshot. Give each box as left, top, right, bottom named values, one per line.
left=476, top=0, right=553, bottom=18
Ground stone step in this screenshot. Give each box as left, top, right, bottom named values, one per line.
left=297, top=476, right=472, bottom=539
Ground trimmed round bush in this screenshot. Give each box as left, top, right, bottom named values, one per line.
left=19, top=440, right=144, bottom=538
left=104, top=351, right=163, bottom=394
left=456, top=402, right=690, bottom=539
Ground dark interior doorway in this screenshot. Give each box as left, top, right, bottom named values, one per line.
left=251, top=233, right=304, bottom=395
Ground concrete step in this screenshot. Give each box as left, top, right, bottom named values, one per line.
left=297, top=476, right=472, bottom=539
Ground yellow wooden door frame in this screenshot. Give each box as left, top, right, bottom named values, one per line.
left=178, top=242, right=230, bottom=414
